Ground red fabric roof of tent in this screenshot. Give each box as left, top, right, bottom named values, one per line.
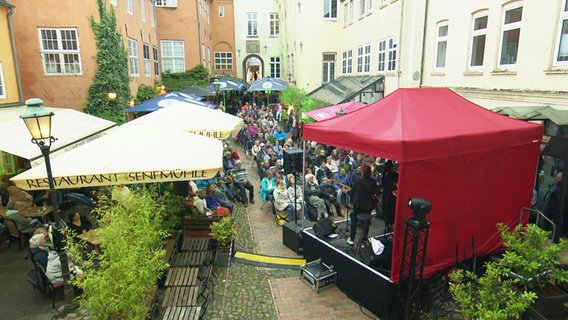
left=305, top=101, right=368, bottom=121
left=303, top=88, right=543, bottom=283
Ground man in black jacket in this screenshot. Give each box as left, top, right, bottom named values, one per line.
left=319, top=177, right=344, bottom=217
left=347, top=164, right=378, bottom=245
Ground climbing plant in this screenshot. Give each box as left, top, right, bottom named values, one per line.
left=161, top=65, right=210, bottom=91
left=83, top=0, right=130, bottom=124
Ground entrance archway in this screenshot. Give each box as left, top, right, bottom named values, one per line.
left=243, top=55, right=263, bottom=83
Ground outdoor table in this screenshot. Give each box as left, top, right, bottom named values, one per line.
left=170, top=251, right=212, bottom=267
left=161, top=286, right=199, bottom=308
left=75, top=229, right=101, bottom=252
left=180, top=238, right=209, bottom=252
left=0, top=205, right=53, bottom=223
left=162, top=306, right=201, bottom=320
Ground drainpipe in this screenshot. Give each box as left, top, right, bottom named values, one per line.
left=418, top=0, right=429, bottom=87
left=5, top=2, right=24, bottom=104
left=196, top=0, right=203, bottom=69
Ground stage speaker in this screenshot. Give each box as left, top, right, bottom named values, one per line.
left=283, top=222, right=303, bottom=254
left=284, top=148, right=303, bottom=174
left=313, top=218, right=337, bottom=239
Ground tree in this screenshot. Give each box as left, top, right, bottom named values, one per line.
left=83, top=0, right=131, bottom=125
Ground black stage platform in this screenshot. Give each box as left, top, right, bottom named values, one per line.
left=300, top=216, right=402, bottom=319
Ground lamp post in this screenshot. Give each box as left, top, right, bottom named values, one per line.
left=213, top=78, right=221, bottom=106
left=20, top=98, right=74, bottom=303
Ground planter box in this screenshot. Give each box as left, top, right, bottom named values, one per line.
left=525, top=285, right=568, bottom=319
left=184, top=216, right=222, bottom=231
left=214, top=241, right=235, bottom=267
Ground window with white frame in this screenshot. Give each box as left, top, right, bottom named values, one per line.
left=141, top=0, right=146, bottom=21
left=363, top=44, right=371, bottom=72
left=0, top=62, right=5, bottom=98
left=378, top=40, right=386, bottom=71
left=109, top=0, right=117, bottom=5
left=214, top=52, right=233, bottom=71
left=499, top=3, right=523, bottom=66
left=470, top=14, right=487, bottom=67
left=554, top=0, right=568, bottom=64
left=247, top=13, right=258, bottom=37
left=143, top=43, right=150, bottom=76
left=323, top=0, right=338, bottom=19
left=219, top=6, right=225, bottom=17
left=149, top=1, right=155, bottom=27
left=270, top=13, right=279, bottom=36
left=38, top=28, right=82, bottom=75
left=153, top=46, right=159, bottom=75
left=360, top=0, right=366, bottom=16
left=155, top=0, right=177, bottom=7
left=127, top=0, right=133, bottom=14
left=270, top=57, right=281, bottom=78
left=435, top=22, right=448, bottom=68
left=128, top=38, right=139, bottom=75
left=387, top=36, right=397, bottom=71
left=342, top=49, right=352, bottom=74
left=322, top=53, right=336, bottom=83
left=161, top=40, right=185, bottom=72
left=367, top=0, right=372, bottom=12
left=357, top=46, right=364, bottom=72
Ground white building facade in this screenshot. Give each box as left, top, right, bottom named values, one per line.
left=234, top=0, right=283, bottom=83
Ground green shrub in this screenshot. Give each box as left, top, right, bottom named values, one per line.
left=210, top=217, right=236, bottom=247
left=66, top=186, right=170, bottom=319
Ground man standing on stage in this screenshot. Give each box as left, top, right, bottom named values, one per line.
left=347, top=164, right=377, bottom=245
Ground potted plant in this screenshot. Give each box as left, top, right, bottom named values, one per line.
left=210, top=217, right=237, bottom=267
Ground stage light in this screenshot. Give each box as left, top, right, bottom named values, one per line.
left=408, top=198, right=431, bottom=227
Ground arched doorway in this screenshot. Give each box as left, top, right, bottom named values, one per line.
left=243, top=55, right=263, bottom=83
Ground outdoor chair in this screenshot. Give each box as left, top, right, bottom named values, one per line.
left=26, top=259, right=44, bottom=295
left=4, top=217, right=26, bottom=251
left=36, top=261, right=64, bottom=309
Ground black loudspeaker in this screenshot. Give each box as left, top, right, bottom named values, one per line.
left=284, top=148, right=303, bottom=174
left=283, top=222, right=303, bottom=254
left=313, top=218, right=337, bottom=238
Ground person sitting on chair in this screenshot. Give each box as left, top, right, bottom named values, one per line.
left=287, top=174, right=303, bottom=219
left=316, top=161, right=333, bottom=184
left=5, top=203, right=43, bottom=234
left=319, top=177, right=344, bottom=217
left=251, top=140, right=262, bottom=162
left=205, top=184, right=232, bottom=217
left=67, top=210, right=93, bottom=235
left=304, top=174, right=328, bottom=220
left=194, top=189, right=213, bottom=216
left=29, top=233, right=49, bottom=269
left=273, top=179, right=295, bottom=222
left=214, top=180, right=234, bottom=214
left=260, top=170, right=276, bottom=203
left=233, top=160, right=255, bottom=207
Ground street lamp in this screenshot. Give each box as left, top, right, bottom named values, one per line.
left=213, top=78, right=221, bottom=106
left=20, top=98, right=73, bottom=302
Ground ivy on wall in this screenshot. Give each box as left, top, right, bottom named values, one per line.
left=83, top=0, right=131, bottom=125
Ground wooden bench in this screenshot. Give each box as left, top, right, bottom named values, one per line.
left=164, top=237, right=178, bottom=263
left=180, top=238, right=209, bottom=252
left=162, top=306, right=201, bottom=320
left=161, top=286, right=199, bottom=307
left=164, top=267, right=199, bottom=287
left=171, top=251, right=213, bottom=267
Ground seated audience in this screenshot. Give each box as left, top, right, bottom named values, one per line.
left=233, top=160, right=255, bottom=206
left=260, top=170, right=276, bottom=203
left=5, top=203, right=43, bottom=234
left=67, top=211, right=93, bottom=235
left=205, top=184, right=231, bottom=217
left=304, top=174, right=328, bottom=220
left=29, top=233, right=49, bottom=269
left=319, top=177, right=343, bottom=217
left=287, top=174, right=303, bottom=219
left=273, top=179, right=295, bottom=221
left=214, top=180, right=234, bottom=213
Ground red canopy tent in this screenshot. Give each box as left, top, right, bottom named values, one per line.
left=305, top=101, right=367, bottom=121
left=303, top=87, right=543, bottom=283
